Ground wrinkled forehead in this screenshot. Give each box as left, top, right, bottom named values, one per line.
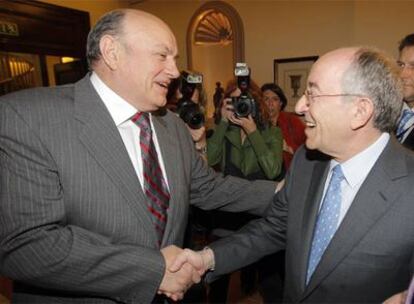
left=122, top=13, right=177, bottom=52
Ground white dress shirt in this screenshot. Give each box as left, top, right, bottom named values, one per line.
left=89, top=72, right=169, bottom=191
left=320, top=133, right=390, bottom=227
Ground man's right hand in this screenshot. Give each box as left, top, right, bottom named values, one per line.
left=158, top=245, right=202, bottom=301
left=169, top=248, right=214, bottom=277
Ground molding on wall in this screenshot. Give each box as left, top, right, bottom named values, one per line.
left=186, top=0, right=245, bottom=70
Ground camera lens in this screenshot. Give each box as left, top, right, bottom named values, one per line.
left=235, top=100, right=250, bottom=117
left=232, top=95, right=254, bottom=118
left=186, top=111, right=204, bottom=129
left=177, top=99, right=205, bottom=129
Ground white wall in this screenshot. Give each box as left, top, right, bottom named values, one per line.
left=131, top=0, right=414, bottom=86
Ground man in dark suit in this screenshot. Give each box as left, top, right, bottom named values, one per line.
left=171, top=47, right=414, bottom=303
left=0, top=9, right=275, bottom=303
left=396, top=33, right=414, bottom=149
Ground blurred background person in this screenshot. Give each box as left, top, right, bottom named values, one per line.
left=395, top=33, right=414, bottom=149
left=208, top=79, right=283, bottom=181
left=257, top=83, right=305, bottom=303
left=261, top=83, right=306, bottom=171
left=166, top=70, right=210, bottom=302
left=167, top=70, right=208, bottom=161
left=206, top=74, right=283, bottom=302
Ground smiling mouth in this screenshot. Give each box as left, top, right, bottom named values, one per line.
left=305, top=120, right=316, bottom=128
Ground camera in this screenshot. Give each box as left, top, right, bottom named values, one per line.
left=231, top=63, right=257, bottom=118
left=231, top=94, right=257, bottom=118
left=176, top=71, right=205, bottom=129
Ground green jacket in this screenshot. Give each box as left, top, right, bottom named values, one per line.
left=207, top=120, right=283, bottom=180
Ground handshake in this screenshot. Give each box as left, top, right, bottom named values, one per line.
left=158, top=245, right=215, bottom=301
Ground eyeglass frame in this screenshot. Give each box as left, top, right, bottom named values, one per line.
left=303, top=90, right=367, bottom=106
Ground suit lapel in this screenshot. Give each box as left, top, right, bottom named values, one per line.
left=303, top=139, right=408, bottom=299
left=73, top=76, right=157, bottom=243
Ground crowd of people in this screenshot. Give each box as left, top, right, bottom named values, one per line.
left=0, top=8, right=413, bottom=304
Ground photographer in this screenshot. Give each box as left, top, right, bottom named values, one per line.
left=206, top=65, right=283, bottom=302
left=166, top=71, right=208, bottom=161
left=207, top=77, right=283, bottom=180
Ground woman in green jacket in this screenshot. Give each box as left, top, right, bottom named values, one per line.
left=208, top=79, right=283, bottom=181
left=206, top=79, right=284, bottom=302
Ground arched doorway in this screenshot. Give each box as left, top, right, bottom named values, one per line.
left=187, top=1, right=245, bottom=120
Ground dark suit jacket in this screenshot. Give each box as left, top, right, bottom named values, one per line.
left=402, top=128, right=414, bottom=150
left=0, top=76, right=275, bottom=303
left=211, top=139, right=414, bottom=303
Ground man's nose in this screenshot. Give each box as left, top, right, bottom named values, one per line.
left=295, top=94, right=308, bottom=115
left=167, top=60, right=180, bottom=79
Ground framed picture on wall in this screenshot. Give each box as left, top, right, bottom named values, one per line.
left=274, top=56, right=318, bottom=112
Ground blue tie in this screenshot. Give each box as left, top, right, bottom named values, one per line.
left=396, top=109, right=414, bottom=141
left=307, top=164, right=344, bottom=284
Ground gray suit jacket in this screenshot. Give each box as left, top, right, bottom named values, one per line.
left=211, top=139, right=414, bottom=303
left=0, top=76, right=275, bottom=303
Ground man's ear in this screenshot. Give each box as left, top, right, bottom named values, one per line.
left=99, top=35, right=120, bottom=70
left=350, top=97, right=374, bottom=130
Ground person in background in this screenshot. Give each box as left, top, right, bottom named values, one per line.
left=166, top=71, right=208, bottom=161
left=208, top=79, right=283, bottom=181
left=206, top=78, right=283, bottom=302
left=253, top=84, right=305, bottom=303
left=261, top=83, right=306, bottom=170
left=395, top=33, right=414, bottom=149
left=171, top=46, right=414, bottom=303
left=165, top=71, right=212, bottom=302
left=0, top=9, right=277, bottom=303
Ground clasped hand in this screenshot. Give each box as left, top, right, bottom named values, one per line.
left=158, top=245, right=211, bottom=301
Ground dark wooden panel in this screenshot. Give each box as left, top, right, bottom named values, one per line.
left=0, top=0, right=90, bottom=58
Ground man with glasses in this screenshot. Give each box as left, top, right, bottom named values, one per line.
left=169, top=47, right=414, bottom=303
left=395, top=33, right=414, bottom=150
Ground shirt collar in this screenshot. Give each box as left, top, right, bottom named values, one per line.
left=90, top=72, right=137, bottom=126
left=402, top=101, right=414, bottom=112
left=329, top=133, right=390, bottom=188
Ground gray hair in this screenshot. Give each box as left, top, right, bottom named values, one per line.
left=86, top=10, right=126, bottom=68
left=341, top=47, right=403, bottom=132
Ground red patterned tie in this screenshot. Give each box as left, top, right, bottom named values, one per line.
left=132, top=112, right=170, bottom=244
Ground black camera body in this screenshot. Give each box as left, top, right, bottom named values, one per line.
left=232, top=63, right=257, bottom=118
left=231, top=94, right=257, bottom=118
left=177, top=99, right=205, bottom=129
left=176, top=71, right=205, bottom=129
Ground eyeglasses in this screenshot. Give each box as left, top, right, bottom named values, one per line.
left=304, top=90, right=367, bottom=106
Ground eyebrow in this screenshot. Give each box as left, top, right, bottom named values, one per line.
left=152, top=43, right=180, bottom=60
left=397, top=60, right=414, bottom=64
left=154, top=43, right=175, bottom=53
